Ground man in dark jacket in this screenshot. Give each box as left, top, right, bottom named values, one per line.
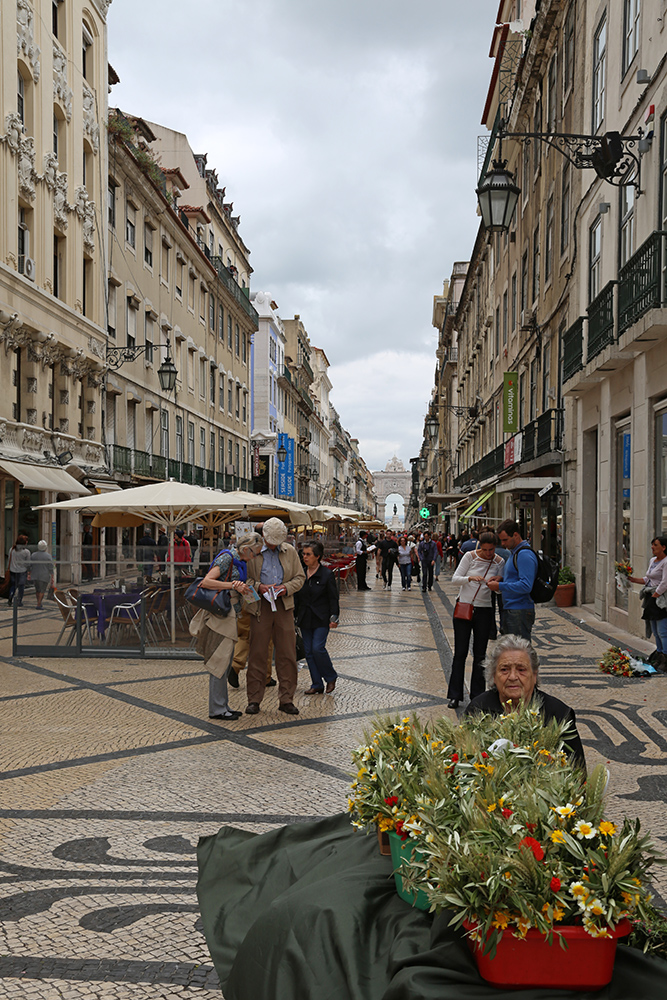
left=138, top=528, right=156, bottom=580
left=417, top=532, right=437, bottom=592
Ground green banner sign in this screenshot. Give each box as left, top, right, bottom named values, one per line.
left=503, top=371, right=519, bottom=433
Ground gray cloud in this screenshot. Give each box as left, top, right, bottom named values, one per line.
left=108, top=0, right=497, bottom=469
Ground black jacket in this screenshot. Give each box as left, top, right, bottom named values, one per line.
left=294, top=563, right=340, bottom=629
left=464, top=687, right=586, bottom=772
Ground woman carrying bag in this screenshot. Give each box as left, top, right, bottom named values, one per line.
left=294, top=541, right=339, bottom=694
left=447, top=531, right=505, bottom=709
left=629, top=535, right=667, bottom=671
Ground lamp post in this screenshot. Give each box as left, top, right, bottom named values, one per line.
left=106, top=340, right=178, bottom=393
left=475, top=159, right=521, bottom=232
left=277, top=443, right=287, bottom=464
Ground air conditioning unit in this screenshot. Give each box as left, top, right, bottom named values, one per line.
left=24, top=257, right=36, bottom=281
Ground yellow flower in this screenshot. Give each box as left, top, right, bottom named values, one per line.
left=514, top=916, right=532, bottom=938
left=487, top=802, right=497, bottom=812
left=426, top=832, right=435, bottom=844
left=346, top=798, right=355, bottom=813
left=378, top=816, right=394, bottom=832
left=504, top=871, right=512, bottom=881
left=586, top=898, right=605, bottom=916
left=570, top=882, right=589, bottom=899
left=553, top=906, right=565, bottom=922
left=492, top=911, right=510, bottom=929
left=550, top=829, right=566, bottom=844
left=357, top=768, right=367, bottom=779
left=573, top=820, right=597, bottom=840
left=598, top=821, right=616, bottom=837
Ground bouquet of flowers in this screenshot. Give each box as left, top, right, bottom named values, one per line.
left=599, top=646, right=634, bottom=677
left=350, top=707, right=661, bottom=957
left=615, top=560, right=633, bottom=593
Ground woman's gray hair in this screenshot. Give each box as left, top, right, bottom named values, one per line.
left=483, top=634, right=540, bottom=687
left=236, top=531, right=263, bottom=555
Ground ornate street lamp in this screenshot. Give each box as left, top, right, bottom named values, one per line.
left=476, top=159, right=521, bottom=232
left=277, top=443, right=287, bottom=463
left=106, top=339, right=178, bottom=394
left=419, top=456, right=428, bottom=473
left=425, top=415, right=439, bottom=440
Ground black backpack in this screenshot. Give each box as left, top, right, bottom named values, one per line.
left=512, top=546, right=559, bottom=604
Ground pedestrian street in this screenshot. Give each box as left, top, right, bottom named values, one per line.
left=1, top=577, right=667, bottom=998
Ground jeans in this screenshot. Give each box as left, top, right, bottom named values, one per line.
left=8, top=571, right=27, bottom=606
left=399, top=563, right=412, bottom=589
left=301, top=626, right=337, bottom=690
left=500, top=608, right=535, bottom=641
left=650, top=617, right=667, bottom=653
left=421, top=561, right=434, bottom=591
left=448, top=606, right=495, bottom=702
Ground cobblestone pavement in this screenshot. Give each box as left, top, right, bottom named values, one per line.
left=1, top=571, right=666, bottom=997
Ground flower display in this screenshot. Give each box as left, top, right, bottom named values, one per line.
left=598, top=646, right=634, bottom=677
left=349, top=705, right=662, bottom=958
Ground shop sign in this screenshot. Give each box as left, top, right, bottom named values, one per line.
left=277, top=434, right=295, bottom=497
left=252, top=443, right=261, bottom=477
left=503, top=371, right=519, bottom=433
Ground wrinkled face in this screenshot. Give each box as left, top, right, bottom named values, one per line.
left=302, top=547, right=319, bottom=568
left=494, top=650, right=537, bottom=706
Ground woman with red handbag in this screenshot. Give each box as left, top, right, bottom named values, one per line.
left=447, top=531, right=505, bottom=709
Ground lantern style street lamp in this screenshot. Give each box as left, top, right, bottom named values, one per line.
left=425, top=415, right=439, bottom=440
left=277, top=443, right=287, bottom=463
left=476, top=159, right=521, bottom=232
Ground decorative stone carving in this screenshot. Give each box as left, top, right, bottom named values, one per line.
left=73, top=186, right=96, bottom=252
left=42, top=151, right=58, bottom=189
left=52, top=42, right=72, bottom=121
left=17, top=0, right=40, bottom=82
left=59, top=418, right=69, bottom=433
left=3, top=113, right=23, bottom=154
left=6, top=253, right=18, bottom=271
left=82, top=83, right=99, bottom=154
left=53, top=171, right=69, bottom=229
left=59, top=390, right=70, bottom=405
left=25, top=410, right=38, bottom=427
left=23, top=428, right=44, bottom=450
left=86, top=400, right=96, bottom=414
left=26, top=377, right=37, bottom=393
left=91, top=0, right=112, bottom=19
left=18, top=134, right=36, bottom=200
left=0, top=420, right=7, bottom=441
left=85, top=443, right=104, bottom=464
left=88, top=337, right=104, bottom=360
left=44, top=278, right=53, bottom=294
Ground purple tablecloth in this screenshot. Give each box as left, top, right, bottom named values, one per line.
left=81, top=592, right=141, bottom=637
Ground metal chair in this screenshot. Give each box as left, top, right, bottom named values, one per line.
left=105, top=597, right=142, bottom=646
left=54, top=590, right=93, bottom=645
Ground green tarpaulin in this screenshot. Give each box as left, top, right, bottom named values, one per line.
left=196, top=813, right=667, bottom=999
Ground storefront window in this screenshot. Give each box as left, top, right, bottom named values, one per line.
left=616, top=425, right=631, bottom=610
left=658, top=409, right=667, bottom=535
left=4, top=480, right=16, bottom=564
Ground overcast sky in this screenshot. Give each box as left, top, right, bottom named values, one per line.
left=108, top=0, right=497, bottom=478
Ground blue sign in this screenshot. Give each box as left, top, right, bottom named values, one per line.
left=277, top=433, right=295, bottom=497
left=622, top=433, right=631, bottom=481
left=623, top=488, right=630, bottom=498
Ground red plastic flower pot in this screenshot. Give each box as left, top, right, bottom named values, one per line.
left=463, top=919, right=631, bottom=990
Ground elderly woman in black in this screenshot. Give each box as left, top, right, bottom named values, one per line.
left=295, top=541, right=340, bottom=694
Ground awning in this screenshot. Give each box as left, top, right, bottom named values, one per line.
left=0, top=460, right=90, bottom=495
left=460, top=488, right=495, bottom=521
left=496, top=477, right=561, bottom=494
left=89, top=479, right=122, bottom=493
left=444, top=496, right=472, bottom=513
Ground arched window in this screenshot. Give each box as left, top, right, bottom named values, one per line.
left=82, top=22, right=94, bottom=82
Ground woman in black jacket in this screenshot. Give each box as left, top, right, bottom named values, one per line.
left=294, top=541, right=340, bottom=694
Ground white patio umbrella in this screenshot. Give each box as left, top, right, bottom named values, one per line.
left=314, top=504, right=365, bottom=521
left=36, top=482, right=313, bottom=643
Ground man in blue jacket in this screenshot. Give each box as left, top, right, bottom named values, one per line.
left=418, top=531, right=437, bottom=592
left=486, top=519, right=537, bottom=640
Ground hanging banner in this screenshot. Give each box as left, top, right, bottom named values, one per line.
left=252, top=443, right=261, bottom=477
left=277, top=434, right=295, bottom=497
left=503, top=371, right=519, bottom=434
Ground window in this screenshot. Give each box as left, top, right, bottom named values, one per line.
left=242, top=391, right=247, bottom=423
left=52, top=0, right=62, bottom=38
left=545, top=197, right=554, bottom=283
left=199, top=286, right=206, bottom=323
left=209, top=293, right=215, bottom=329
left=235, top=443, right=240, bottom=476
left=144, top=222, right=153, bottom=267
left=227, top=314, right=233, bottom=350
left=563, top=2, right=575, bottom=96
left=542, top=339, right=551, bottom=411
left=228, top=379, right=233, bottom=412
left=589, top=216, right=602, bottom=301
left=495, top=306, right=500, bottom=357
left=269, top=337, right=277, bottom=362
left=530, top=358, right=538, bottom=420
left=623, top=0, right=641, bottom=76
left=108, top=178, right=116, bottom=229
left=127, top=298, right=137, bottom=348
left=235, top=323, right=240, bottom=356
left=200, top=427, right=206, bottom=467
left=18, top=208, right=29, bottom=275
left=218, top=304, right=224, bottom=341
left=188, top=421, right=195, bottom=464
left=53, top=112, right=59, bottom=159
left=210, top=430, right=215, bottom=471
left=656, top=408, right=667, bottom=534
left=228, top=438, right=233, bottom=470
left=532, top=223, right=540, bottom=303
left=175, top=415, right=183, bottom=461
left=533, top=97, right=542, bottom=175
left=187, top=349, right=194, bottom=391
left=219, top=373, right=225, bottom=409
left=175, top=259, right=183, bottom=298
left=189, top=273, right=195, bottom=311
left=619, top=185, right=635, bottom=266
left=107, top=281, right=117, bottom=338
left=161, top=410, right=169, bottom=457
left=17, top=71, right=25, bottom=125
left=560, top=162, right=570, bottom=253
left=210, top=366, right=216, bottom=405
left=82, top=22, right=93, bottom=82
left=126, top=202, right=136, bottom=248
left=502, top=289, right=508, bottom=345
left=83, top=259, right=92, bottom=317
left=547, top=55, right=557, bottom=132
left=242, top=445, right=247, bottom=479
left=661, top=115, right=667, bottom=290
left=242, top=333, right=247, bottom=364
left=161, top=238, right=170, bottom=283
left=219, top=432, right=225, bottom=473
left=145, top=314, right=154, bottom=363
left=53, top=234, right=63, bottom=298
left=235, top=386, right=240, bottom=419
left=511, top=273, right=517, bottom=332
left=522, top=140, right=530, bottom=201
left=199, top=357, right=206, bottom=398
left=592, top=16, right=606, bottom=132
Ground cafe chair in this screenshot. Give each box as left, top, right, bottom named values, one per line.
left=54, top=590, right=93, bottom=646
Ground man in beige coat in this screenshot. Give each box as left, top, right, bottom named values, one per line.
left=244, top=518, right=305, bottom=715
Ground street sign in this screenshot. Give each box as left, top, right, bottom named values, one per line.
left=503, top=371, right=519, bottom=433
left=419, top=507, right=430, bottom=519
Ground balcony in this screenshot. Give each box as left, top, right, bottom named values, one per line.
left=210, top=255, right=259, bottom=328
left=278, top=364, right=292, bottom=386
left=587, top=281, right=616, bottom=362
left=151, top=455, right=167, bottom=480
left=618, top=230, right=667, bottom=335
left=454, top=410, right=562, bottom=489
left=112, top=444, right=132, bottom=475
left=297, top=386, right=313, bottom=412
left=194, top=465, right=205, bottom=486
left=562, top=317, right=584, bottom=383
left=300, top=356, right=314, bottom=381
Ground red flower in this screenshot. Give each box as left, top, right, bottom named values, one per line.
left=395, top=820, right=409, bottom=841
left=384, top=796, right=398, bottom=807
left=450, top=753, right=459, bottom=763
left=550, top=876, right=561, bottom=892
left=526, top=822, right=537, bottom=832
left=481, top=752, right=489, bottom=759
left=519, top=836, right=545, bottom=861
left=501, top=808, right=513, bottom=818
